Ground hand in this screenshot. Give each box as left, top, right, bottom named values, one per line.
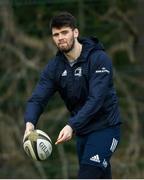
left=23, top=122, right=35, bottom=142
left=55, top=125, right=73, bottom=145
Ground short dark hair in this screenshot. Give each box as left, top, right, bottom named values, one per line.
left=49, top=12, right=77, bottom=31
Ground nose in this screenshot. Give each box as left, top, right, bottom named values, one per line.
left=58, top=34, right=64, bottom=41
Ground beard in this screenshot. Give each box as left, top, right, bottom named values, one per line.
left=57, top=36, right=75, bottom=53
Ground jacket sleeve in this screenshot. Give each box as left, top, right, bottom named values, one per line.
left=68, top=51, right=113, bottom=132
left=24, top=61, right=57, bottom=126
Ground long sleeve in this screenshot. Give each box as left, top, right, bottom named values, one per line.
left=24, top=61, right=57, bottom=126
left=68, top=51, right=113, bottom=132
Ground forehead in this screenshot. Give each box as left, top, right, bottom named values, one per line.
left=52, top=26, right=73, bottom=34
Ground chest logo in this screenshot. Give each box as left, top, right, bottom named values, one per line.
left=95, top=67, right=110, bottom=74
left=74, top=67, right=82, bottom=77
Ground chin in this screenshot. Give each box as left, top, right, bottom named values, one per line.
left=59, top=47, right=70, bottom=53
left=61, top=49, right=71, bottom=53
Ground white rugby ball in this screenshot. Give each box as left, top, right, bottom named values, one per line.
left=23, top=129, right=52, bottom=161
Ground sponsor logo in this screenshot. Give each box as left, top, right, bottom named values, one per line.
left=61, top=70, right=67, bottom=76
left=39, top=142, right=49, bottom=154
left=90, top=154, right=100, bottom=163
left=74, top=67, right=82, bottom=77
left=95, top=67, right=110, bottom=74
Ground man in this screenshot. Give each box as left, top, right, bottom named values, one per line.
left=24, top=12, right=121, bottom=179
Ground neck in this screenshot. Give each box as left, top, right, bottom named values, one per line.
left=64, top=39, right=82, bottom=61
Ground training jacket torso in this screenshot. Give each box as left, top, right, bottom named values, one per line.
left=24, top=37, right=121, bottom=135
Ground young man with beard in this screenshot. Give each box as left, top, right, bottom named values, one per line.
left=24, top=12, right=121, bottom=179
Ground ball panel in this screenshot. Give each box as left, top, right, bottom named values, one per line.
left=36, top=129, right=52, bottom=143
left=28, top=131, right=39, bottom=141
left=37, top=139, right=52, bottom=160
left=23, top=129, right=52, bottom=161
left=23, top=140, right=37, bottom=160
left=31, top=140, right=41, bottom=161
left=37, top=139, right=48, bottom=160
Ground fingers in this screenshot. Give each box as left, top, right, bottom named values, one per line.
left=55, top=125, right=73, bottom=145
left=57, top=130, right=64, bottom=141
left=23, top=130, right=31, bottom=142
left=55, top=136, right=70, bottom=145
left=55, top=130, right=66, bottom=145
left=55, top=134, right=71, bottom=144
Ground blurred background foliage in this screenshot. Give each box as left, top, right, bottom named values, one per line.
left=0, top=0, right=144, bottom=178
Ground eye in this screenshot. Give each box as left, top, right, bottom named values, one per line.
left=53, top=33, right=59, bottom=37
left=61, top=30, right=69, bottom=35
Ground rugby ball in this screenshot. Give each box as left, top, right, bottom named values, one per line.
left=23, top=129, right=52, bottom=161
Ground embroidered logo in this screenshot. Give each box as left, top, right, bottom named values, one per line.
left=74, top=67, right=82, bottom=77
left=90, top=154, right=100, bottom=163
left=95, top=67, right=110, bottom=74
left=61, top=70, right=67, bottom=76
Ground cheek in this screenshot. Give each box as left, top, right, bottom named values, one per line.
left=53, top=38, right=58, bottom=45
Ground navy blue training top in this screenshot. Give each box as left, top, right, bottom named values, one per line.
left=24, top=37, right=121, bottom=135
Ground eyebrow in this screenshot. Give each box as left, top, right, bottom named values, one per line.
left=52, top=29, right=69, bottom=36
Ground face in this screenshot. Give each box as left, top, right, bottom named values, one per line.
left=52, top=26, right=79, bottom=53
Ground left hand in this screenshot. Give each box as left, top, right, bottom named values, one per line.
left=55, top=125, right=73, bottom=145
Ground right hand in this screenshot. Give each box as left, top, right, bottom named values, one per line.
left=23, top=122, right=35, bottom=142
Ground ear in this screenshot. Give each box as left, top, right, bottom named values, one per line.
left=74, top=28, right=79, bottom=38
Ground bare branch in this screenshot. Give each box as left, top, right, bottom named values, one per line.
left=108, top=37, right=136, bottom=62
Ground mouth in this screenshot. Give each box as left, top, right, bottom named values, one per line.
left=59, top=42, right=67, bottom=45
